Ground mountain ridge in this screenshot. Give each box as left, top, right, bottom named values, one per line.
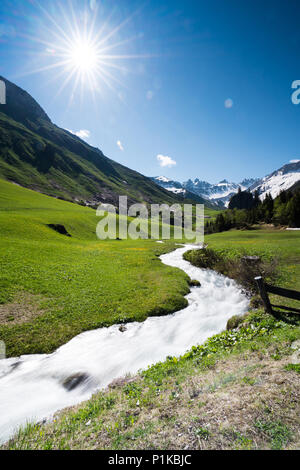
left=249, top=160, right=300, bottom=200
left=0, top=76, right=215, bottom=208
left=151, top=176, right=258, bottom=207
left=152, top=161, right=300, bottom=206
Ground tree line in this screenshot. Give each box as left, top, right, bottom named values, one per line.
left=205, top=187, right=300, bottom=234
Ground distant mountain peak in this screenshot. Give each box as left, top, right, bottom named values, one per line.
left=152, top=175, right=260, bottom=208
left=154, top=176, right=172, bottom=183
left=240, top=178, right=258, bottom=187
left=250, top=161, right=300, bottom=199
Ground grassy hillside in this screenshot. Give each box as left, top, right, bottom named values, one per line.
left=0, top=179, right=192, bottom=357
left=0, top=76, right=216, bottom=209
left=0, top=110, right=182, bottom=206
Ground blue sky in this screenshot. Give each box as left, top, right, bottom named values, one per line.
left=0, top=0, right=300, bottom=183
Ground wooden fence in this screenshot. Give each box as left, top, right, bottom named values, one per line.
left=255, top=276, right=300, bottom=316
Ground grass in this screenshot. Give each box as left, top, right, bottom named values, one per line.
left=206, top=227, right=300, bottom=289
left=284, top=363, right=300, bottom=373
left=186, top=228, right=300, bottom=313
left=0, top=179, right=192, bottom=356
left=1, top=180, right=300, bottom=449
left=254, top=419, right=292, bottom=450
left=4, top=312, right=299, bottom=450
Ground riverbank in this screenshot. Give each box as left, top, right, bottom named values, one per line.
left=4, top=311, right=300, bottom=450
left=0, top=244, right=249, bottom=444
left=1, top=224, right=299, bottom=449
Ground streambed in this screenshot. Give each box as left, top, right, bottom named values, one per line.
left=0, top=245, right=249, bottom=444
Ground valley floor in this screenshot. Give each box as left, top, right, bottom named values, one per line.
left=4, top=315, right=300, bottom=450
left=0, top=179, right=190, bottom=357
left=0, top=179, right=299, bottom=449
left=2, top=226, right=300, bottom=450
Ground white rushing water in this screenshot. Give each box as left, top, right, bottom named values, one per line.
left=0, top=245, right=249, bottom=444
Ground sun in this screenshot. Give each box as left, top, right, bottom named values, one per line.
left=68, top=40, right=98, bottom=73
left=22, top=2, right=152, bottom=103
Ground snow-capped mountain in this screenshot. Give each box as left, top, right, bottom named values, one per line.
left=151, top=176, right=258, bottom=206
left=152, top=161, right=300, bottom=206
left=183, top=178, right=257, bottom=200
left=150, top=176, right=186, bottom=195
left=249, top=160, right=300, bottom=200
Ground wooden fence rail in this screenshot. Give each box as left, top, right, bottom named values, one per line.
left=255, top=276, right=300, bottom=316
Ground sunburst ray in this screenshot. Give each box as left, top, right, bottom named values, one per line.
left=16, top=1, right=153, bottom=103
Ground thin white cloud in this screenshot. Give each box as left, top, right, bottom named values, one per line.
left=67, top=129, right=90, bottom=140
left=224, top=98, right=233, bottom=108
left=290, top=159, right=300, bottom=163
left=157, top=154, right=177, bottom=168
left=117, top=140, right=124, bottom=151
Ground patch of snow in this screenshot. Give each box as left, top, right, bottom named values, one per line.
left=155, top=176, right=171, bottom=183
left=165, top=187, right=186, bottom=194
left=210, top=188, right=242, bottom=200
left=256, top=172, right=300, bottom=200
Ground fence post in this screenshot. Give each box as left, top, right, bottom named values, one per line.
left=255, top=276, right=273, bottom=315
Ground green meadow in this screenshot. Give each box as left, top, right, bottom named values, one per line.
left=1, top=178, right=299, bottom=359
left=1, top=179, right=300, bottom=450
left=0, top=179, right=192, bottom=357
left=205, top=228, right=300, bottom=305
